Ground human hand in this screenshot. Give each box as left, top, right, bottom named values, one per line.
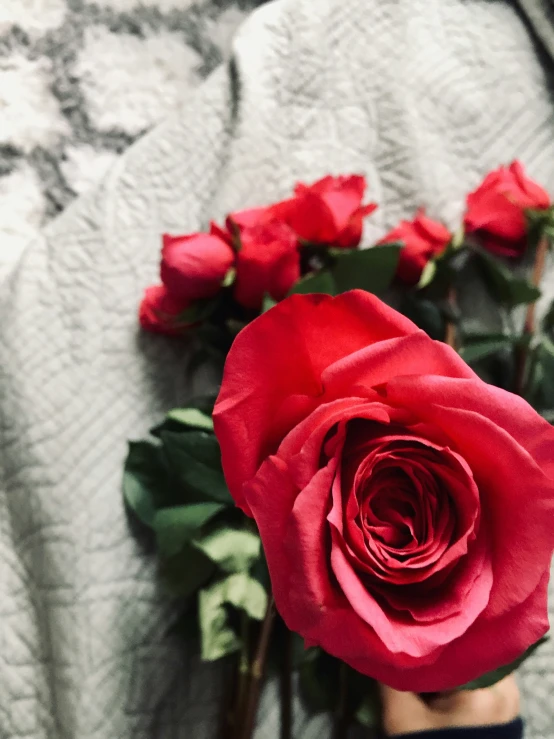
left=380, top=675, right=520, bottom=736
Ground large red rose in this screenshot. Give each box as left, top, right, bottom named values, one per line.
left=213, top=290, right=554, bottom=692
left=379, top=210, right=451, bottom=285
left=160, top=229, right=234, bottom=300
left=272, top=174, right=377, bottom=248
left=464, top=161, right=551, bottom=258
left=139, top=284, right=192, bottom=335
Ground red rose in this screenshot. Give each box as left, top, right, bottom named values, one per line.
left=225, top=207, right=270, bottom=233
left=272, top=174, right=377, bottom=248
left=232, top=219, right=301, bottom=310
left=214, top=291, right=554, bottom=692
left=379, top=210, right=451, bottom=285
left=139, top=284, right=192, bottom=335
left=160, top=229, right=234, bottom=300
left=464, top=161, right=551, bottom=257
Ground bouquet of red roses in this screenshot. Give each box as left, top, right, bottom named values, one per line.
left=124, top=163, right=554, bottom=738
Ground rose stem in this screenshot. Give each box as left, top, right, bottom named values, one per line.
left=280, top=626, right=293, bottom=739
left=219, top=656, right=239, bottom=739
left=444, top=286, right=457, bottom=350
left=239, top=596, right=276, bottom=739
left=515, top=234, right=549, bottom=396
left=333, top=662, right=350, bottom=739
left=231, top=614, right=251, bottom=739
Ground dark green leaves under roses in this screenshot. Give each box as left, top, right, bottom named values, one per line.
left=123, top=398, right=269, bottom=662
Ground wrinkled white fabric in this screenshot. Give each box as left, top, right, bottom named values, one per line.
left=1, top=0, right=554, bottom=737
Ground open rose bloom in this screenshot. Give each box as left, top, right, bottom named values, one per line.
left=214, top=290, right=554, bottom=692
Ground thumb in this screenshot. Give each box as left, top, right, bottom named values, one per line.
left=379, top=684, right=429, bottom=736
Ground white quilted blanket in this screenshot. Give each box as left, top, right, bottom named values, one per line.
left=1, top=0, right=554, bottom=737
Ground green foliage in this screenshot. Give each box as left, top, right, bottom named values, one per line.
left=176, top=296, right=220, bottom=325
left=166, top=407, right=214, bottom=432
left=161, top=429, right=231, bottom=504
left=153, top=503, right=225, bottom=557
left=262, top=293, right=278, bottom=312
left=355, top=693, right=380, bottom=729
left=417, top=260, right=437, bottom=289
left=288, top=243, right=401, bottom=298
left=222, top=267, right=236, bottom=288
left=330, top=243, right=401, bottom=295
left=475, top=250, right=541, bottom=307
left=159, top=545, right=216, bottom=598
left=526, top=337, right=554, bottom=411
left=192, top=523, right=261, bottom=573
left=123, top=440, right=170, bottom=526
left=288, top=270, right=337, bottom=296
left=459, top=333, right=518, bottom=364
left=123, top=400, right=268, bottom=656
left=298, top=648, right=340, bottom=713
left=460, top=637, right=548, bottom=690
left=297, top=647, right=380, bottom=729
left=416, top=238, right=466, bottom=294
left=401, top=295, right=445, bottom=341
left=198, top=573, right=268, bottom=661
left=542, top=299, right=554, bottom=334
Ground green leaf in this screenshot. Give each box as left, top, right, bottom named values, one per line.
left=122, top=440, right=169, bottom=527
left=288, top=270, right=337, bottom=296
left=159, top=544, right=215, bottom=598
left=459, top=335, right=515, bottom=363
left=451, top=227, right=465, bottom=250
left=161, top=430, right=232, bottom=504
left=154, top=503, right=225, bottom=557
left=476, top=250, right=541, bottom=307
left=355, top=693, right=380, bottom=729
left=251, top=550, right=271, bottom=592
left=298, top=648, right=340, bottom=713
left=460, top=637, right=548, bottom=690
left=534, top=338, right=554, bottom=408
left=262, top=293, right=278, bottom=312
left=199, top=605, right=239, bottom=661
left=166, top=407, right=214, bottom=432
left=222, top=267, right=236, bottom=288
left=199, top=573, right=268, bottom=661
left=176, top=297, right=218, bottom=325
left=401, top=295, right=445, bottom=341
left=542, top=298, right=554, bottom=335
left=226, top=318, right=248, bottom=337
left=417, top=260, right=437, bottom=289
left=192, top=525, right=261, bottom=573
left=330, top=244, right=401, bottom=295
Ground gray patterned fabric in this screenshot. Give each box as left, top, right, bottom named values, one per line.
left=1, top=0, right=554, bottom=737
left=0, top=0, right=266, bottom=279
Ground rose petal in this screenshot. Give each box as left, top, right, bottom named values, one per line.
left=384, top=569, right=550, bottom=693
left=385, top=375, right=554, bottom=616
left=214, top=291, right=419, bottom=512
left=320, top=331, right=476, bottom=401
left=509, top=161, right=551, bottom=209
left=329, top=524, right=492, bottom=657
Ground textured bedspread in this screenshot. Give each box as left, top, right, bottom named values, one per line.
left=1, top=0, right=554, bottom=737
